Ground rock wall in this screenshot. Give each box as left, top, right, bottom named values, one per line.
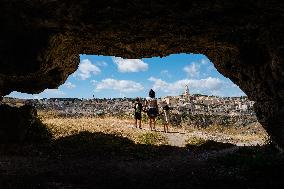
left=0, top=104, right=52, bottom=143
left=0, top=0, right=284, bottom=147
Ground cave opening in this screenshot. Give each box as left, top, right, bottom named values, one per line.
left=1, top=1, right=284, bottom=187
left=3, top=53, right=268, bottom=147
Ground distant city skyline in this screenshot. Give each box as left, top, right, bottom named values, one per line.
left=7, top=53, right=246, bottom=99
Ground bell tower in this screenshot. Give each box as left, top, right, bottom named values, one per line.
left=184, top=84, right=190, bottom=96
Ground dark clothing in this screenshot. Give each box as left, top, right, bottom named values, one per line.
left=135, top=112, right=142, bottom=120
left=147, top=107, right=158, bottom=118
left=145, top=97, right=158, bottom=118
left=163, top=105, right=170, bottom=111
left=134, top=102, right=142, bottom=120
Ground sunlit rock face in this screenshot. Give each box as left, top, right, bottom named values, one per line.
left=0, top=0, right=284, bottom=147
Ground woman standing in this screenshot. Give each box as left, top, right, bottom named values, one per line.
left=133, top=97, right=142, bottom=129
left=145, top=89, right=158, bottom=131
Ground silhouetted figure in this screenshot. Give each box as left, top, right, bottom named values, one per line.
left=145, top=89, right=158, bottom=131
left=133, top=97, right=142, bottom=129
left=162, top=103, right=170, bottom=133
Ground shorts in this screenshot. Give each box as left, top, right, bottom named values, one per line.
left=163, top=116, right=169, bottom=124
left=147, top=108, right=158, bottom=118
left=135, top=112, right=142, bottom=120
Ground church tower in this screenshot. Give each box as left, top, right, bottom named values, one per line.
left=183, top=84, right=190, bottom=96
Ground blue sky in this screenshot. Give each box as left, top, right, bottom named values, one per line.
left=7, top=53, right=245, bottom=99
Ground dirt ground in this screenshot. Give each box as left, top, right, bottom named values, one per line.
left=0, top=115, right=283, bottom=189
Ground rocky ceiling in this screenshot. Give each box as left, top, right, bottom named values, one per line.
left=0, top=0, right=284, bottom=147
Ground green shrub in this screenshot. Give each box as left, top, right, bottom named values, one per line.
left=185, top=137, right=234, bottom=150
left=137, top=132, right=166, bottom=145
left=185, top=136, right=207, bottom=146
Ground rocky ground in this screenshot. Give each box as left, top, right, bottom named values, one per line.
left=0, top=112, right=283, bottom=188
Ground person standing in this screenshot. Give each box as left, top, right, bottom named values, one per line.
left=145, top=89, right=158, bottom=131
left=162, top=103, right=170, bottom=133
left=134, top=97, right=143, bottom=129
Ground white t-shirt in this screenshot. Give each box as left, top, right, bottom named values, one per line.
left=146, top=97, right=157, bottom=108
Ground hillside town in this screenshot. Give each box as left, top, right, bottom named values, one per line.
left=2, top=85, right=255, bottom=119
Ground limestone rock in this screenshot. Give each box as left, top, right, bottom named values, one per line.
left=0, top=0, right=284, bottom=147
left=0, top=104, right=47, bottom=143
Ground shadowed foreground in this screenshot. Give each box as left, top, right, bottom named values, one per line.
left=0, top=130, right=283, bottom=189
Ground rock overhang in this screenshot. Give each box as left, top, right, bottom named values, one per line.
left=0, top=0, right=284, bottom=147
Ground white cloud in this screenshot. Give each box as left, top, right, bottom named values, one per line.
left=90, top=80, right=98, bottom=85
left=148, top=77, right=170, bottom=92
left=160, top=70, right=172, bottom=78
left=64, top=82, right=76, bottom=89
left=94, top=78, right=144, bottom=93
left=230, top=83, right=239, bottom=88
left=183, top=58, right=212, bottom=78
left=74, top=59, right=101, bottom=80
left=97, top=61, right=108, bottom=67
left=6, top=89, right=65, bottom=99
left=112, top=57, right=148, bottom=72
left=6, top=92, right=39, bottom=99
left=32, top=95, right=41, bottom=99
left=148, top=77, right=224, bottom=96
left=42, top=89, right=65, bottom=96
left=193, top=77, right=223, bottom=90
left=183, top=63, right=200, bottom=78
left=201, top=58, right=209, bottom=65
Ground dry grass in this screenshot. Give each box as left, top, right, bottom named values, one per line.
left=183, top=122, right=269, bottom=145
left=38, top=111, right=268, bottom=147
left=186, top=136, right=207, bottom=146
left=39, top=111, right=168, bottom=146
